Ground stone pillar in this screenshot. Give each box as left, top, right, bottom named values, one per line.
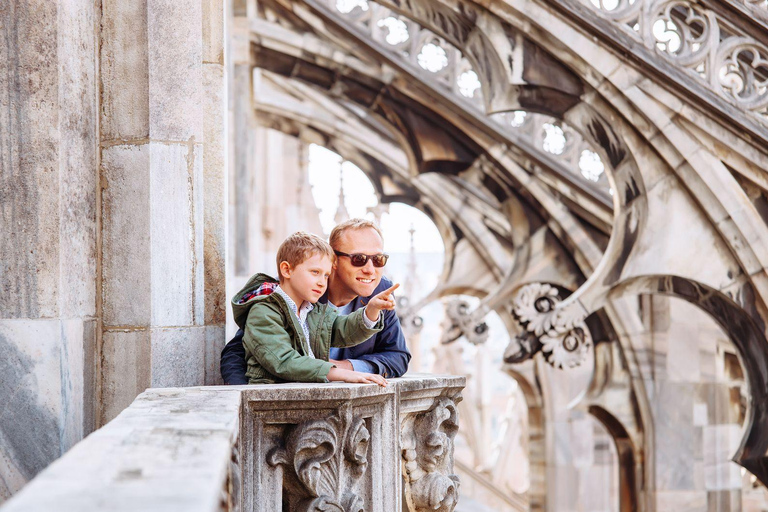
left=0, top=0, right=99, bottom=500
left=99, top=0, right=226, bottom=422
left=202, top=0, right=228, bottom=385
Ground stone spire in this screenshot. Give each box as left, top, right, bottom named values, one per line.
left=334, top=169, right=350, bottom=224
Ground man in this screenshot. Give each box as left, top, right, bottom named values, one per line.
left=220, top=218, right=411, bottom=384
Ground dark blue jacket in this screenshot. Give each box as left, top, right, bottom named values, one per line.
left=220, top=276, right=411, bottom=384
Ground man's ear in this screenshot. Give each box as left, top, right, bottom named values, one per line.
left=279, top=261, right=292, bottom=280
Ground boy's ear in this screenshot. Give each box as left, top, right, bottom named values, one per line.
left=279, top=261, right=292, bottom=280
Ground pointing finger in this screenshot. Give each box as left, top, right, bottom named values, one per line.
left=379, top=283, right=400, bottom=297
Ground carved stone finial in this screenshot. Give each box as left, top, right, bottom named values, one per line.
left=268, top=405, right=370, bottom=511
left=401, top=398, right=461, bottom=512
left=440, top=298, right=489, bottom=345
left=508, top=283, right=592, bottom=369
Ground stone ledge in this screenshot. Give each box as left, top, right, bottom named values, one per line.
left=1, top=375, right=465, bottom=512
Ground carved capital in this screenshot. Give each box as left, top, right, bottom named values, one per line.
left=440, top=298, right=489, bottom=345
left=401, top=398, right=460, bottom=512
left=268, top=405, right=370, bottom=512
left=509, top=283, right=592, bottom=369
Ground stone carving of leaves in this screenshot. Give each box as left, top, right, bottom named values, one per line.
left=401, top=398, right=461, bottom=512
left=293, top=422, right=339, bottom=498
left=343, top=416, right=370, bottom=480
left=511, top=283, right=593, bottom=369
left=512, top=283, right=560, bottom=336
left=268, top=408, right=370, bottom=511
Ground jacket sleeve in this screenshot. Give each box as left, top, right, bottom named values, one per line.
left=330, top=308, right=383, bottom=348
left=353, top=309, right=411, bottom=378
left=244, top=304, right=334, bottom=383
left=220, top=329, right=249, bottom=385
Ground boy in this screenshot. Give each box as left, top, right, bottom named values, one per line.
left=231, top=231, right=398, bottom=386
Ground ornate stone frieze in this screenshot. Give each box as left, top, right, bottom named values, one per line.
left=267, top=405, right=371, bottom=512
left=401, top=397, right=461, bottom=512
left=316, top=0, right=611, bottom=195
left=509, top=283, right=592, bottom=369
left=440, top=298, right=490, bottom=345
left=581, top=0, right=768, bottom=118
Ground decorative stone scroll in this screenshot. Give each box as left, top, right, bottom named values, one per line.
left=401, top=398, right=461, bottom=512
left=268, top=405, right=371, bottom=512
left=440, top=298, right=490, bottom=345
left=508, top=283, right=592, bottom=369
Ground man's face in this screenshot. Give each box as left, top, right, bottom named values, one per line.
left=331, top=227, right=385, bottom=299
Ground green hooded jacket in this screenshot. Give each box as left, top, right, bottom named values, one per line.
left=231, top=273, right=383, bottom=384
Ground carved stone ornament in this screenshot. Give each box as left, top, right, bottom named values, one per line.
left=268, top=405, right=370, bottom=512
left=510, top=283, right=592, bottom=369
left=440, top=298, right=490, bottom=345
left=401, top=398, right=461, bottom=512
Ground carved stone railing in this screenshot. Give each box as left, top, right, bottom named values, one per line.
left=0, top=375, right=465, bottom=512
left=311, top=0, right=612, bottom=196
left=574, top=0, right=768, bottom=121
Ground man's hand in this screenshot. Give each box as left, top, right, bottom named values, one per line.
left=327, top=367, right=387, bottom=387
left=365, top=283, right=399, bottom=322
left=329, top=358, right=354, bottom=371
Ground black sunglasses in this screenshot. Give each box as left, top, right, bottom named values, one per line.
left=334, top=250, right=389, bottom=268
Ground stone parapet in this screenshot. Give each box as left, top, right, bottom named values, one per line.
left=0, top=375, right=464, bottom=512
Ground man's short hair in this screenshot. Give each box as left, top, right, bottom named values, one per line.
left=276, top=231, right=334, bottom=280
left=329, top=218, right=384, bottom=250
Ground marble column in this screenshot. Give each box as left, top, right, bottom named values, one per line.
left=0, top=0, right=99, bottom=500
left=99, top=0, right=226, bottom=422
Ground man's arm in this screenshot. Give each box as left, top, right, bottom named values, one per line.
left=220, top=329, right=249, bottom=385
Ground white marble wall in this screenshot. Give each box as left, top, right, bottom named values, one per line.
left=1, top=0, right=228, bottom=502
left=0, top=0, right=99, bottom=501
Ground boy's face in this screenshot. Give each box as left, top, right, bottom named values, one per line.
left=282, top=252, right=333, bottom=304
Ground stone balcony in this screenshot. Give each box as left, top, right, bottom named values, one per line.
left=1, top=375, right=465, bottom=512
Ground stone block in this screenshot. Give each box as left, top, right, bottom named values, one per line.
left=0, top=0, right=60, bottom=319
left=655, top=490, right=707, bottom=512
left=703, top=425, right=742, bottom=490
left=655, top=381, right=696, bottom=490
left=204, top=325, right=226, bottom=385
left=101, top=144, right=152, bottom=327
left=149, top=142, right=203, bottom=326
left=667, top=314, right=702, bottom=383
left=203, top=63, right=228, bottom=325
left=202, top=0, right=225, bottom=65
left=147, top=0, right=203, bottom=141
left=101, top=330, right=152, bottom=424
left=100, top=0, right=150, bottom=140
left=150, top=326, right=206, bottom=388
left=0, top=320, right=63, bottom=493
left=58, top=0, right=99, bottom=319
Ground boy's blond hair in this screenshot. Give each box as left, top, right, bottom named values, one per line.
left=276, top=232, right=334, bottom=281
left=329, top=218, right=384, bottom=250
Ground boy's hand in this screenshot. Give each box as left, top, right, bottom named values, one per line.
left=365, top=283, right=399, bottom=322
left=328, top=367, right=387, bottom=387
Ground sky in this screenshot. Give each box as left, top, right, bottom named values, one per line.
left=307, top=144, right=445, bottom=254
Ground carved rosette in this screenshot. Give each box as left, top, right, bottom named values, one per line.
left=268, top=406, right=370, bottom=512
left=440, top=298, right=489, bottom=345
left=510, top=283, right=592, bottom=369
left=401, top=398, right=460, bottom=512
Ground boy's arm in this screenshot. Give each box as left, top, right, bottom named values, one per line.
left=330, top=307, right=383, bottom=348
left=245, top=305, right=334, bottom=382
